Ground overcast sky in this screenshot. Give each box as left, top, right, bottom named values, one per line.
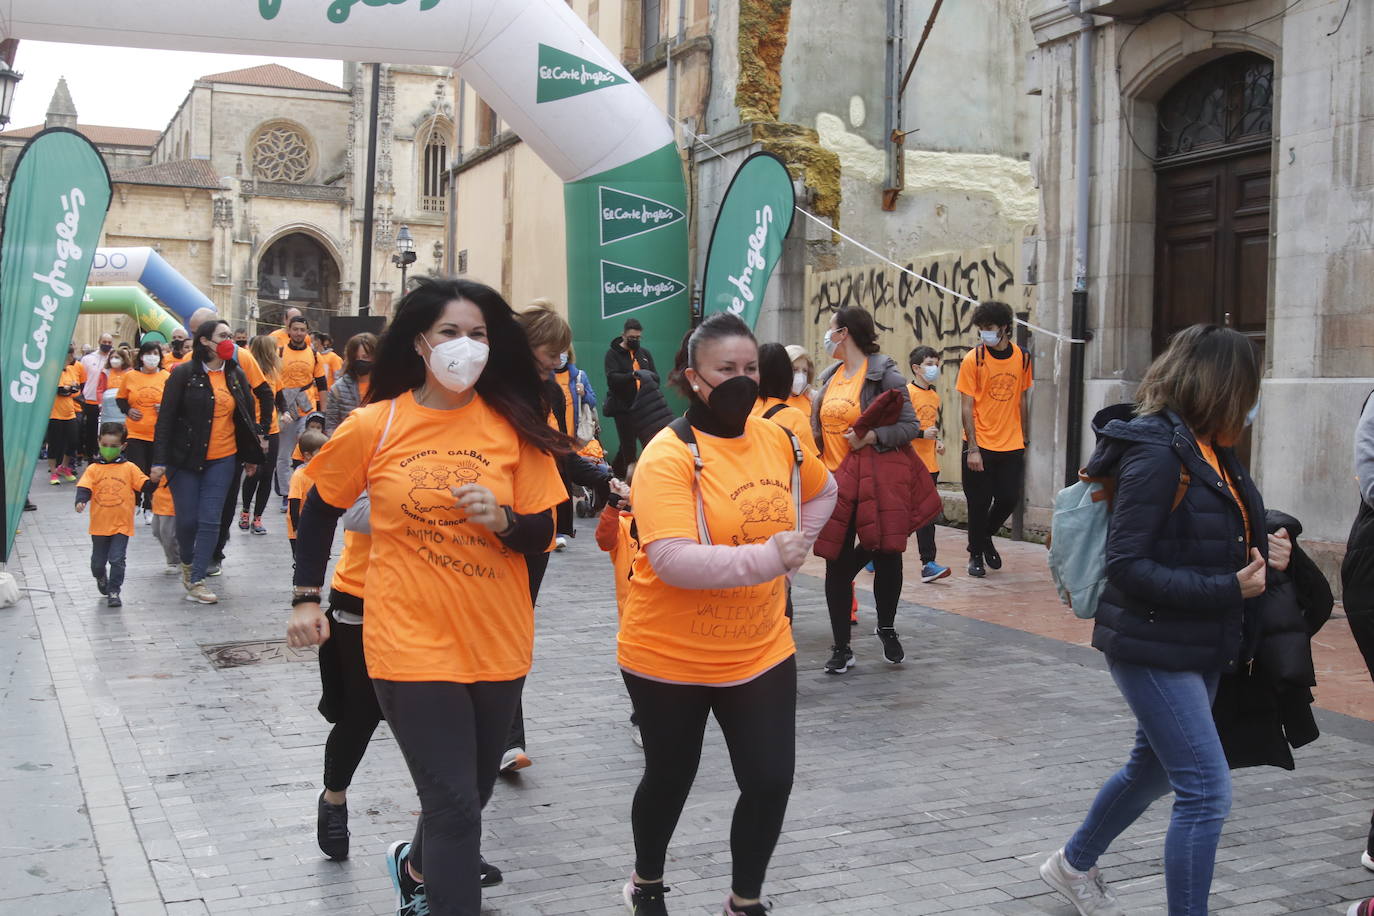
left=8, top=41, right=345, bottom=133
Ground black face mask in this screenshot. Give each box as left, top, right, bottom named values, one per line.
left=688, top=374, right=758, bottom=438
left=625, top=337, right=640, bottom=352
left=99, top=342, right=112, bottom=352
left=353, top=359, right=373, bottom=376
left=171, top=340, right=186, bottom=356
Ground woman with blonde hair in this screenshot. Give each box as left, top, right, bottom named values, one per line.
left=1041, top=324, right=1290, bottom=916
left=784, top=344, right=816, bottom=416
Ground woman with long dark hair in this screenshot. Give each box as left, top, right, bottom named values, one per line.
left=1041, top=325, right=1287, bottom=916
left=753, top=342, right=819, bottom=456
left=618, top=313, right=835, bottom=916
left=287, top=278, right=569, bottom=916
left=151, top=320, right=266, bottom=605
left=811, top=306, right=918, bottom=673
left=239, top=336, right=288, bottom=535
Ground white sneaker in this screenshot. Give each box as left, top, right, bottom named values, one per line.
left=185, top=581, right=218, bottom=604
left=499, top=747, right=531, bottom=772
left=1039, top=848, right=1123, bottom=915
left=631, top=725, right=643, bottom=749
left=1363, top=849, right=1374, bottom=872
left=555, top=535, right=567, bottom=551
left=163, top=564, right=180, bottom=576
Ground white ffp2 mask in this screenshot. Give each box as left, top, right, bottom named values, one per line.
left=791, top=371, right=808, bottom=396
left=423, top=335, right=489, bottom=393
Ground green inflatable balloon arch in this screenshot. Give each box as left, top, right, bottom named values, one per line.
left=81, top=286, right=183, bottom=343
left=5, top=0, right=691, bottom=456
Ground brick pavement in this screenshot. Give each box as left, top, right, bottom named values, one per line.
left=4, top=469, right=1374, bottom=915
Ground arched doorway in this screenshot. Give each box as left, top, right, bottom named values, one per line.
left=256, top=233, right=341, bottom=334
left=1152, top=52, right=1274, bottom=359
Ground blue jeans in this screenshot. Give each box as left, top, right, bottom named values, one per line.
left=1065, top=660, right=1230, bottom=915
left=90, top=533, right=129, bottom=593
left=168, top=456, right=237, bottom=583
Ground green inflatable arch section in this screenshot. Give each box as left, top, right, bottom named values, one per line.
left=81, top=286, right=183, bottom=343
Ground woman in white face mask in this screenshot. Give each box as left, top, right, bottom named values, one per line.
left=784, top=344, right=815, bottom=415
left=117, top=340, right=172, bottom=518
left=287, top=278, right=570, bottom=916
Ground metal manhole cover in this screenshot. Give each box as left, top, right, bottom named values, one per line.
left=200, top=639, right=317, bottom=669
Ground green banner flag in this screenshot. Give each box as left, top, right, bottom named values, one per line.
left=1, top=128, right=113, bottom=561
left=537, top=43, right=629, bottom=103
left=700, top=152, right=796, bottom=329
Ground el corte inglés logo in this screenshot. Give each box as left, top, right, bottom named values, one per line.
left=537, top=44, right=628, bottom=103
left=600, top=261, right=686, bottom=319
left=599, top=187, right=685, bottom=245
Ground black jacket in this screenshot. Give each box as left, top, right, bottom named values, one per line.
left=624, top=372, right=675, bottom=447
left=603, top=336, right=658, bottom=417
left=1085, top=404, right=1267, bottom=674
left=153, top=359, right=268, bottom=471
left=1213, top=509, right=1333, bottom=770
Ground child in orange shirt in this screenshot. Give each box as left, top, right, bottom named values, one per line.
left=596, top=474, right=642, bottom=746
left=287, top=429, right=328, bottom=559
left=150, top=478, right=180, bottom=575
left=908, top=346, right=950, bottom=583
left=76, top=423, right=155, bottom=608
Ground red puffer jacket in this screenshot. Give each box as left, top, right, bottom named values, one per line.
left=814, top=388, right=942, bottom=559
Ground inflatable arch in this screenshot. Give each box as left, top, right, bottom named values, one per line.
left=7, top=1, right=691, bottom=448
left=89, top=248, right=217, bottom=326
left=81, top=287, right=184, bottom=342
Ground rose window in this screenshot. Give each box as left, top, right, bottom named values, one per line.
left=252, top=126, right=312, bottom=183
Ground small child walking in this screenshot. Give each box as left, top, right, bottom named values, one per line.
left=287, top=429, right=329, bottom=559
left=150, top=478, right=180, bottom=575
left=76, top=423, right=155, bottom=608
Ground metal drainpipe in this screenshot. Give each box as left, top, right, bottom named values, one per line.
left=883, top=0, right=901, bottom=197
left=1064, top=1, right=1094, bottom=486
left=358, top=63, right=381, bottom=317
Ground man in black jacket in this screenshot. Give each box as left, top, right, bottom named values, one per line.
left=604, top=318, right=658, bottom=477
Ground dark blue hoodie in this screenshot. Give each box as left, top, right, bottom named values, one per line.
left=1085, top=403, right=1267, bottom=673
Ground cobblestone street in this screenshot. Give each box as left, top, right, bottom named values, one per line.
left=4, top=471, right=1374, bottom=915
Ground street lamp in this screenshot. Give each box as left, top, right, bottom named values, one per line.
left=392, top=224, right=417, bottom=293
left=278, top=277, right=289, bottom=301
left=0, top=59, right=22, bottom=129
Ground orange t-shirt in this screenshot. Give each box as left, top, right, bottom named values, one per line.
left=786, top=391, right=813, bottom=418
left=907, top=383, right=941, bottom=474
left=554, top=368, right=577, bottom=434
left=269, top=328, right=312, bottom=350
left=151, top=477, right=175, bottom=517
left=307, top=391, right=567, bottom=683
left=817, top=365, right=865, bottom=472
left=234, top=347, right=271, bottom=429
left=206, top=369, right=238, bottom=460
left=356, top=376, right=371, bottom=404
left=751, top=397, right=820, bottom=457
left=118, top=369, right=170, bottom=442
left=165, top=352, right=191, bottom=369
left=596, top=506, right=638, bottom=616
left=262, top=369, right=282, bottom=436
left=77, top=460, right=148, bottom=537
left=618, top=417, right=830, bottom=684
left=956, top=344, right=1033, bottom=453
left=1198, top=442, right=1251, bottom=541
left=331, top=530, right=371, bottom=598
left=279, top=344, right=324, bottom=407
left=51, top=363, right=86, bottom=421
left=286, top=463, right=314, bottom=539
left=321, top=351, right=343, bottom=388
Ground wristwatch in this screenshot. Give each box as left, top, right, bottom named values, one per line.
left=497, top=505, right=517, bottom=537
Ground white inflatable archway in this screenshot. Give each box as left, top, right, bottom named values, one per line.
left=6, top=0, right=689, bottom=442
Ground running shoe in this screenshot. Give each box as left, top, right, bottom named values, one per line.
left=61, top=466, right=76, bottom=483
left=1364, top=848, right=1374, bottom=872
left=386, top=840, right=429, bottom=916
left=185, top=582, right=218, bottom=604
left=967, top=553, right=986, bottom=578
left=480, top=856, right=503, bottom=887
left=316, top=791, right=349, bottom=861
left=251, top=517, right=267, bottom=535
left=1349, top=899, right=1374, bottom=916
left=823, top=645, right=854, bottom=674
left=623, top=880, right=670, bottom=915
left=23, top=500, right=37, bottom=511
left=555, top=535, right=568, bottom=551
left=95, top=575, right=108, bottom=596
left=141, top=507, right=152, bottom=526
left=1039, top=848, right=1123, bottom=916
left=106, top=594, right=122, bottom=609
left=863, top=560, right=874, bottom=573
left=49, top=472, right=60, bottom=486
left=238, top=512, right=250, bottom=531
left=920, top=562, right=951, bottom=583
left=723, top=897, right=772, bottom=915
left=874, top=627, right=904, bottom=664
left=984, top=544, right=1003, bottom=570
left=164, top=564, right=180, bottom=576
left=206, top=563, right=222, bottom=577
left=500, top=747, right=532, bottom=773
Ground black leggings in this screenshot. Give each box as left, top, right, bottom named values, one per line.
left=373, top=677, right=525, bottom=916
left=241, top=433, right=280, bottom=517
left=824, top=518, right=903, bottom=647
left=124, top=438, right=155, bottom=508
left=962, top=447, right=1024, bottom=554
left=505, top=551, right=550, bottom=752
left=317, top=604, right=382, bottom=792
left=45, top=418, right=78, bottom=468
left=622, top=656, right=796, bottom=900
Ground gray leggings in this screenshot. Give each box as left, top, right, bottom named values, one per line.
left=372, top=677, right=524, bottom=916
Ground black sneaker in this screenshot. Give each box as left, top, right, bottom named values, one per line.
left=385, top=840, right=427, bottom=915
left=623, top=880, right=671, bottom=915
left=874, top=627, right=904, bottom=664
left=984, top=544, right=1003, bottom=570
left=967, top=553, right=986, bottom=578
left=823, top=645, right=854, bottom=674
left=106, top=594, right=122, bottom=608
left=95, top=574, right=108, bottom=596
left=480, top=856, right=503, bottom=887
left=316, top=791, right=349, bottom=860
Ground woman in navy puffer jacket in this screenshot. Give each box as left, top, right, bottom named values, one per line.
left=1040, top=325, right=1291, bottom=916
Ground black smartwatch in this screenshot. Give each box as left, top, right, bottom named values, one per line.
left=497, top=505, right=517, bottom=537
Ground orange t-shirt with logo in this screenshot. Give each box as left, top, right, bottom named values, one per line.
left=786, top=391, right=813, bottom=418
left=151, top=477, right=175, bottom=517
left=817, top=365, right=865, bottom=472
left=206, top=369, right=238, bottom=460
left=286, top=463, right=314, bottom=539
left=165, top=352, right=191, bottom=369
left=77, top=460, right=149, bottom=537
left=619, top=417, right=830, bottom=685
left=321, top=350, right=343, bottom=388
left=51, top=363, right=86, bottom=421
left=956, top=344, right=1033, bottom=453
left=118, top=369, right=170, bottom=442
left=907, top=383, right=942, bottom=474
left=307, top=391, right=567, bottom=683
left=233, top=347, right=271, bottom=429
left=331, top=530, right=371, bottom=598
left=279, top=344, right=324, bottom=408
left=752, top=397, right=820, bottom=457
